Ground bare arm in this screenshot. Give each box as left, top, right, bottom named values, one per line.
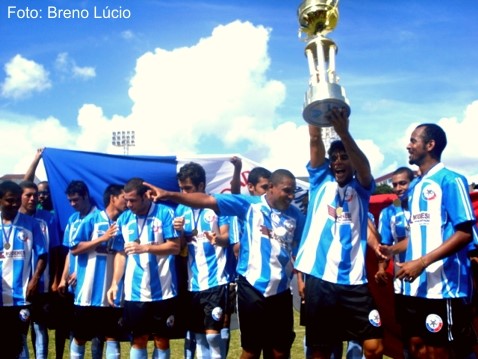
left=309, top=125, right=326, bottom=168
left=144, top=181, right=220, bottom=213
left=123, top=237, right=180, bottom=256
left=205, top=223, right=230, bottom=247
left=27, top=253, right=47, bottom=301
left=107, top=251, right=126, bottom=306
left=397, top=222, right=473, bottom=281
left=230, top=156, right=242, bottom=194
left=329, top=108, right=373, bottom=188
left=24, top=148, right=44, bottom=181
left=71, top=223, right=118, bottom=256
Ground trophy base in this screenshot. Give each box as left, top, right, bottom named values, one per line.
left=302, top=82, right=350, bottom=127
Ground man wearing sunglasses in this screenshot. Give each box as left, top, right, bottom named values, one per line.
left=294, top=108, right=384, bottom=359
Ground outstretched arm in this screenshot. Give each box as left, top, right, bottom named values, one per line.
left=144, top=181, right=220, bottom=213
left=24, top=148, right=44, bottom=181
left=309, top=125, right=326, bottom=168
left=230, top=156, right=242, bottom=194
left=329, top=108, right=373, bottom=188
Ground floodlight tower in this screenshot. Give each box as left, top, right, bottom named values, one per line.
left=112, top=130, right=135, bottom=155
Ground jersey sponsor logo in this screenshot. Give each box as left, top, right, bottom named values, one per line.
left=411, top=212, right=430, bottom=224
left=327, top=204, right=336, bottom=218
left=368, top=309, right=381, bottom=327
left=425, top=313, right=443, bottom=333
left=0, top=250, right=25, bottom=259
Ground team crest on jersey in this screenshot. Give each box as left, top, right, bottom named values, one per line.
left=425, top=314, right=443, bottom=333
left=17, top=230, right=29, bottom=242
left=343, top=188, right=354, bottom=203
left=152, top=218, right=162, bottom=233
left=421, top=187, right=437, bottom=201
left=203, top=211, right=217, bottom=224
left=368, top=309, right=381, bottom=327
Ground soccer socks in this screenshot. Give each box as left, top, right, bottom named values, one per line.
left=70, top=340, right=86, bottom=359
left=184, top=330, right=196, bottom=359
left=206, top=333, right=222, bottom=359
left=220, top=328, right=230, bottom=358
left=194, top=333, right=211, bottom=358
left=105, top=340, right=120, bottom=359
left=32, top=322, right=48, bottom=359
left=152, top=347, right=171, bottom=359
left=130, top=347, right=148, bottom=359
left=91, top=337, right=104, bottom=359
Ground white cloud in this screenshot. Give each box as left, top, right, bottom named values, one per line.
left=121, top=30, right=134, bottom=40
left=72, top=65, right=96, bottom=79
left=55, top=52, right=96, bottom=80
left=0, top=20, right=476, bottom=187
left=1, top=55, right=51, bottom=99
left=0, top=115, right=74, bottom=180
left=393, top=101, right=478, bottom=182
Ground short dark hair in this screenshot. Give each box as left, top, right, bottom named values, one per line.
left=0, top=180, right=22, bottom=198
left=327, top=140, right=346, bottom=158
left=177, top=162, right=206, bottom=188
left=247, top=167, right=271, bottom=186
left=19, top=180, right=38, bottom=192
left=103, top=184, right=124, bottom=208
left=270, top=169, right=295, bottom=185
left=65, top=180, right=89, bottom=197
left=392, top=167, right=415, bottom=182
left=124, top=177, right=148, bottom=196
left=416, top=123, right=447, bottom=159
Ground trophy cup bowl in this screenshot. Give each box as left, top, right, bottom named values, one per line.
left=302, top=83, right=350, bottom=126
left=298, top=0, right=339, bottom=36
left=298, top=0, right=350, bottom=127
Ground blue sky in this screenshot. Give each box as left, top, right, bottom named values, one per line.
left=1, top=0, right=477, bottom=183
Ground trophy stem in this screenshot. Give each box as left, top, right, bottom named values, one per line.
left=298, top=0, right=350, bottom=127
left=328, top=44, right=337, bottom=83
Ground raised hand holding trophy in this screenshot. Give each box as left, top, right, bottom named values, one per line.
left=298, top=0, right=350, bottom=126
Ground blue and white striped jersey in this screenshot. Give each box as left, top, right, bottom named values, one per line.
left=71, top=209, right=123, bottom=307
left=378, top=203, right=410, bottom=294
left=63, top=206, right=97, bottom=293
left=113, top=203, right=178, bottom=302
left=294, top=161, right=374, bottom=285
left=175, top=205, right=233, bottom=292
left=32, top=209, right=61, bottom=294
left=214, top=193, right=305, bottom=298
left=0, top=212, right=47, bottom=306
left=403, top=163, right=475, bottom=299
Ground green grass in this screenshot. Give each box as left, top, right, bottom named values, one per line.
left=27, top=312, right=306, bottom=358
left=27, top=312, right=392, bottom=358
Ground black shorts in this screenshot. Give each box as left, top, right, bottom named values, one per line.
left=0, top=306, right=31, bottom=358
left=304, top=276, right=383, bottom=350
left=72, top=305, right=127, bottom=341
left=123, top=297, right=178, bottom=338
left=189, top=284, right=229, bottom=333
left=236, top=275, right=295, bottom=354
left=48, top=291, right=74, bottom=331
left=400, top=295, right=477, bottom=348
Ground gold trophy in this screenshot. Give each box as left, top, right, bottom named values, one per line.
left=298, top=0, right=350, bottom=126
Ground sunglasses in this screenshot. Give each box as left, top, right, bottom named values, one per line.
left=330, top=154, right=349, bottom=163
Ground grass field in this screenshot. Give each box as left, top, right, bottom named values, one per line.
left=26, top=311, right=306, bottom=358
left=27, top=312, right=393, bottom=358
